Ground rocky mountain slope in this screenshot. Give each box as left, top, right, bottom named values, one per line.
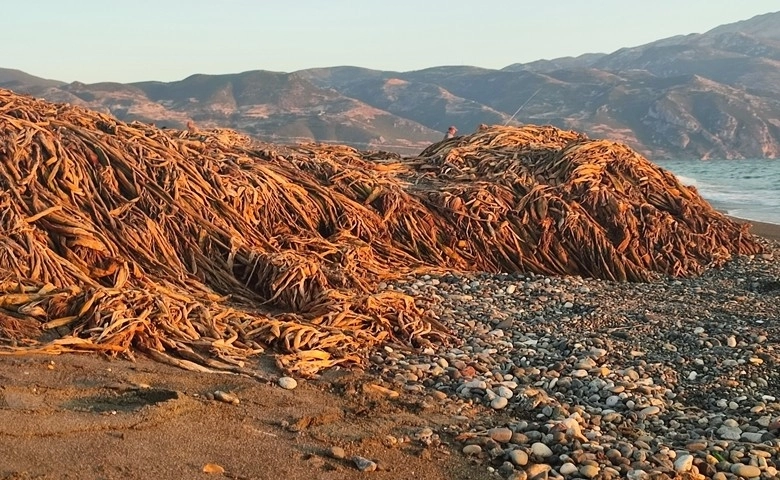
left=2, top=11, right=779, bottom=159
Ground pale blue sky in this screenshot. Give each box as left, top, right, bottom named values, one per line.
left=3, top=1, right=778, bottom=83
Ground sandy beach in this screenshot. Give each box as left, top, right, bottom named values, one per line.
left=2, top=218, right=778, bottom=480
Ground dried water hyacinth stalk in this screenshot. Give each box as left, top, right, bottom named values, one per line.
left=0, top=89, right=763, bottom=375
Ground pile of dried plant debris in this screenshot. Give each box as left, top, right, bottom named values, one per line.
left=0, top=90, right=762, bottom=375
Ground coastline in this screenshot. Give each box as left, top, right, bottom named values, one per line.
left=731, top=216, right=780, bottom=242
left=0, top=217, right=777, bottom=479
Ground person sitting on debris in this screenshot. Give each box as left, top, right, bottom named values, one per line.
left=444, top=125, right=458, bottom=140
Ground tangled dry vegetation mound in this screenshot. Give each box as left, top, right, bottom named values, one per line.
left=0, top=90, right=762, bottom=375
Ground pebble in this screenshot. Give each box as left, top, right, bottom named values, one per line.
left=559, top=462, right=577, bottom=475
left=717, top=424, right=742, bottom=440
left=491, top=397, right=508, bottom=409
left=213, top=390, right=239, bottom=405
left=579, top=464, right=600, bottom=478
left=352, top=456, right=377, bottom=472
left=638, top=406, right=660, bottom=417
left=278, top=376, right=297, bottom=390
left=462, top=445, right=482, bottom=455
left=508, top=449, right=528, bottom=466
left=730, top=463, right=761, bottom=478
left=524, top=464, right=550, bottom=479
left=530, top=442, right=553, bottom=458
left=363, top=249, right=780, bottom=480
left=489, top=427, right=513, bottom=443
left=673, top=454, right=693, bottom=472
left=329, top=446, right=346, bottom=460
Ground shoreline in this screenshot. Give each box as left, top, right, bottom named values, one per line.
left=731, top=216, right=780, bottom=242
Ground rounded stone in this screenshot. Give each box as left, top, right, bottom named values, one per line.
left=559, top=462, right=578, bottom=475
left=639, top=406, right=660, bottom=417
left=278, top=376, right=297, bottom=390
left=730, top=464, right=761, bottom=478
left=489, top=427, right=513, bottom=443
left=674, top=454, right=693, bottom=472
left=530, top=442, right=553, bottom=458
left=579, top=464, right=600, bottom=478
left=462, top=444, right=482, bottom=455
left=508, top=449, right=528, bottom=466
left=491, top=396, right=509, bottom=410
left=329, top=446, right=346, bottom=459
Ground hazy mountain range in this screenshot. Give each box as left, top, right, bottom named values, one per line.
left=3, top=11, right=780, bottom=159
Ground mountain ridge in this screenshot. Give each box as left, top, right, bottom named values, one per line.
left=3, top=11, right=780, bottom=159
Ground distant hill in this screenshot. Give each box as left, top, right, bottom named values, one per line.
left=0, top=68, right=64, bottom=89
left=4, top=11, right=780, bottom=159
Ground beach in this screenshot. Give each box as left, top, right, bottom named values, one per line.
left=2, top=220, right=778, bottom=480
left=742, top=219, right=780, bottom=243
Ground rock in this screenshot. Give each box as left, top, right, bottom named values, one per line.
left=213, top=390, right=240, bottom=405
left=352, top=456, right=377, bottom=472
left=717, top=424, right=742, bottom=440
left=509, top=471, right=528, bottom=480
left=508, top=449, right=529, bottom=466
left=329, top=446, right=346, bottom=459
left=497, top=385, right=514, bottom=399
left=685, top=441, right=707, bottom=452
left=559, top=462, right=578, bottom=475
left=579, top=465, right=600, bottom=478
left=740, top=432, right=764, bottom=443
left=524, top=463, right=551, bottom=480
left=530, top=442, right=553, bottom=458
left=730, top=464, right=761, bottom=478
left=462, top=444, right=482, bottom=455
left=627, top=470, right=649, bottom=480
left=498, top=461, right=515, bottom=476
left=491, top=396, right=509, bottom=409
left=576, top=357, right=597, bottom=369
left=674, top=454, right=694, bottom=472
left=638, top=406, right=660, bottom=417
left=278, top=376, right=297, bottom=390
left=489, top=427, right=513, bottom=443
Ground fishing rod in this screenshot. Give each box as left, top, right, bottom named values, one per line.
left=504, top=87, right=542, bottom=126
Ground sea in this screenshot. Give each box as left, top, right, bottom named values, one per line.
left=651, top=159, right=780, bottom=226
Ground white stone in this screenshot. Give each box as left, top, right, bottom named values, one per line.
left=530, top=442, right=553, bottom=457
left=497, top=386, right=514, bottom=399
left=559, top=462, right=578, bottom=475
left=674, top=454, right=694, bottom=472
left=627, top=470, right=649, bottom=480
left=278, top=377, right=297, bottom=390
left=491, top=396, right=508, bottom=410
left=639, top=406, right=661, bottom=417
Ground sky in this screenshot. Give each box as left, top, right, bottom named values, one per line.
left=2, top=1, right=778, bottom=84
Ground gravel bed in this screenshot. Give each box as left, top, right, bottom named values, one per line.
left=368, top=241, right=780, bottom=479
